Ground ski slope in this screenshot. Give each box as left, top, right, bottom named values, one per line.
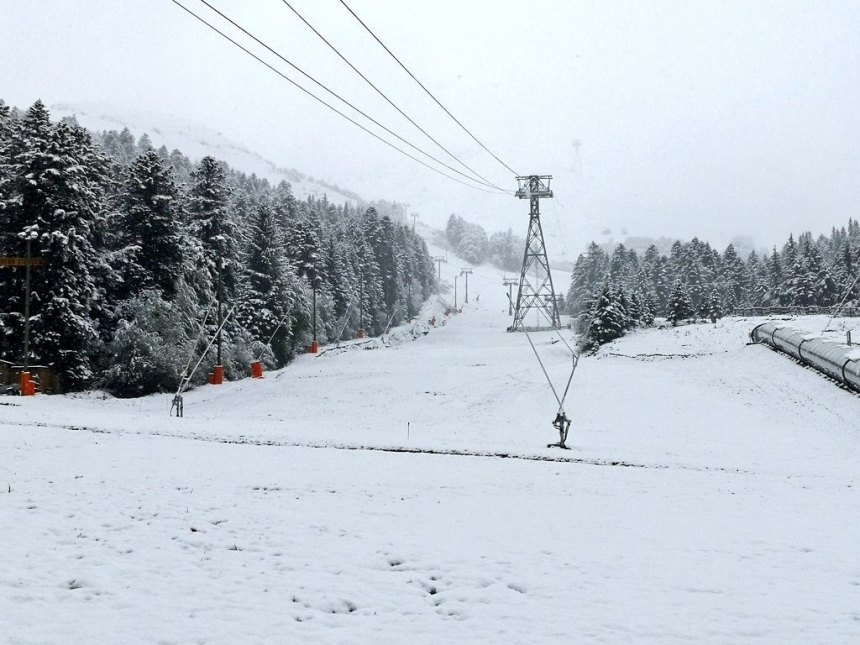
left=2, top=253, right=860, bottom=644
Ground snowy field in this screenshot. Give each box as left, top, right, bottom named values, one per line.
left=2, top=255, right=860, bottom=644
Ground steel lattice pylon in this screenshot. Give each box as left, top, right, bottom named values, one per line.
left=510, top=175, right=561, bottom=331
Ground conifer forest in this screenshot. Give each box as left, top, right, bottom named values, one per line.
left=566, top=224, right=860, bottom=346
left=0, top=99, right=436, bottom=395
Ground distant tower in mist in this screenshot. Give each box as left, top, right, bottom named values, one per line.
left=571, top=140, right=582, bottom=175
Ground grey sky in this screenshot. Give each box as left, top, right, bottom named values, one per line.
left=2, top=0, right=859, bottom=259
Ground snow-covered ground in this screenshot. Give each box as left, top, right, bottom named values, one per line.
left=3, top=254, right=860, bottom=644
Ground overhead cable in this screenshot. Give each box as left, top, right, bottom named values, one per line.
left=190, top=0, right=510, bottom=194
left=170, top=0, right=508, bottom=195
left=279, top=0, right=509, bottom=193
left=338, top=0, right=519, bottom=177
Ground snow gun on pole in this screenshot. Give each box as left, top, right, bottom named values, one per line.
left=506, top=273, right=610, bottom=449
left=171, top=302, right=238, bottom=416
left=506, top=291, right=573, bottom=449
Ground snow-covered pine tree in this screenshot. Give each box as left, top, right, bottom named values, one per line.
left=188, top=156, right=238, bottom=297
left=721, top=243, right=747, bottom=311
left=766, top=248, right=784, bottom=306
left=0, top=102, right=108, bottom=389
left=639, top=291, right=656, bottom=326
left=488, top=229, right=520, bottom=272
left=745, top=250, right=769, bottom=308
left=627, top=290, right=642, bottom=327
left=445, top=214, right=465, bottom=250
left=582, top=284, right=626, bottom=350
left=707, top=289, right=723, bottom=323
left=667, top=280, right=694, bottom=326
left=117, top=149, right=185, bottom=301
left=567, top=242, right=608, bottom=316
left=237, top=202, right=303, bottom=367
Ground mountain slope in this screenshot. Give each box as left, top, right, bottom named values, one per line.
left=50, top=101, right=360, bottom=204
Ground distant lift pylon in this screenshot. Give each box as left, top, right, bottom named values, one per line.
left=510, top=175, right=561, bottom=331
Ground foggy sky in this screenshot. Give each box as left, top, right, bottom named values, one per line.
left=2, top=0, right=859, bottom=259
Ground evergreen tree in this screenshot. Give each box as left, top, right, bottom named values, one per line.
left=707, top=289, right=723, bottom=323
left=0, top=102, right=108, bottom=389
left=117, top=150, right=185, bottom=300
left=188, top=156, right=238, bottom=296
left=582, top=284, right=626, bottom=349
left=667, top=281, right=694, bottom=326
left=567, top=242, right=608, bottom=315
left=236, top=202, right=303, bottom=366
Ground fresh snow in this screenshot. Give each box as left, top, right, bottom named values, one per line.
left=2, top=252, right=860, bottom=644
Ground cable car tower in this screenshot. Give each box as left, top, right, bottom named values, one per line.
left=510, top=175, right=561, bottom=331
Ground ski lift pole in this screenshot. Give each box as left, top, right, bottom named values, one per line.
left=177, top=303, right=238, bottom=399
left=333, top=302, right=355, bottom=346
left=176, top=304, right=214, bottom=397
left=265, top=309, right=295, bottom=346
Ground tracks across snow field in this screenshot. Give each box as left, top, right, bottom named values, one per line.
left=3, top=255, right=860, bottom=643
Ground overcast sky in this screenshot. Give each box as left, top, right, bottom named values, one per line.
left=3, top=0, right=860, bottom=258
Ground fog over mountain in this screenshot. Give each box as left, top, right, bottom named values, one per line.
left=4, top=1, right=859, bottom=264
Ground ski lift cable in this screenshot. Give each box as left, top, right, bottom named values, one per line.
left=338, top=0, right=519, bottom=177
left=180, top=0, right=511, bottom=196
left=553, top=273, right=612, bottom=414
left=278, top=0, right=509, bottom=193
left=178, top=302, right=238, bottom=396
left=505, top=292, right=564, bottom=409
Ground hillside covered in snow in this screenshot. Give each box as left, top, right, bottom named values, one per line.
left=2, top=249, right=859, bottom=643
left=50, top=101, right=361, bottom=205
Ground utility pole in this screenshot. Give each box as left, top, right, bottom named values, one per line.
left=454, top=275, right=458, bottom=310
left=216, top=243, right=223, bottom=366
left=19, top=225, right=39, bottom=374
left=503, top=277, right=518, bottom=316
left=411, top=212, right=419, bottom=233
left=358, top=266, right=365, bottom=338
left=460, top=268, right=473, bottom=304
left=310, top=258, right=318, bottom=352
left=511, top=175, right=561, bottom=331
left=431, top=256, right=446, bottom=281
left=2, top=226, right=43, bottom=395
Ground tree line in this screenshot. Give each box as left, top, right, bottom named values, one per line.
left=0, top=100, right=436, bottom=395
left=444, top=214, right=524, bottom=272
left=567, top=225, right=860, bottom=346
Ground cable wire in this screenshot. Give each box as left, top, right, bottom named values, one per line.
left=338, top=0, right=519, bottom=177
left=279, top=0, right=509, bottom=193
left=170, top=0, right=508, bottom=195
left=191, top=0, right=510, bottom=195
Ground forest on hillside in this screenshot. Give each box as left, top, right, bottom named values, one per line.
left=566, top=227, right=860, bottom=346
left=0, top=99, right=436, bottom=395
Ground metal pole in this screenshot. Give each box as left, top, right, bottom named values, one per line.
left=23, top=236, right=32, bottom=371
left=460, top=268, right=472, bottom=304
left=454, top=275, right=458, bottom=309
left=312, top=264, right=317, bottom=342
left=216, top=247, right=223, bottom=366
left=359, top=268, right=364, bottom=333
